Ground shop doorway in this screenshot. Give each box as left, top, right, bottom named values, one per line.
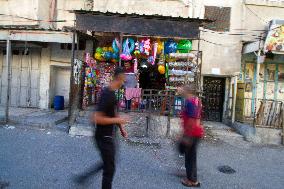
left=139, top=64, right=166, bottom=90
left=202, top=77, right=225, bottom=122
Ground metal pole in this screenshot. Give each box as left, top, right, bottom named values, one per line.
left=4, top=39, right=11, bottom=123
left=118, top=33, right=123, bottom=67
left=282, top=102, right=284, bottom=145
left=68, top=29, right=76, bottom=125
left=253, top=39, right=262, bottom=128
left=231, top=75, right=238, bottom=123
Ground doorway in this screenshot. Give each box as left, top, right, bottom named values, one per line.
left=202, top=76, right=226, bottom=122
left=0, top=49, right=40, bottom=107
left=50, top=66, right=71, bottom=108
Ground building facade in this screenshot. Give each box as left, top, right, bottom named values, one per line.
left=0, top=0, right=283, bottom=125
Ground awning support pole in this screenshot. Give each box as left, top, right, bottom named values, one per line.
left=4, top=39, right=11, bottom=123
left=68, top=28, right=77, bottom=125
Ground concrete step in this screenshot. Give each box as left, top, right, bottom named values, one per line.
left=10, top=111, right=68, bottom=129
left=69, top=124, right=94, bottom=137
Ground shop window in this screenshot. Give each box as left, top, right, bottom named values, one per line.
left=60, top=39, right=86, bottom=50
left=266, top=64, right=276, bottom=82
left=278, top=65, right=284, bottom=82
left=204, top=6, right=231, bottom=32
left=245, top=63, right=254, bottom=83
left=259, top=64, right=265, bottom=81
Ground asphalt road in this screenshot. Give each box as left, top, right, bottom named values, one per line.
left=0, top=126, right=284, bottom=189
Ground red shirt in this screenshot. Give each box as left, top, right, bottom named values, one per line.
left=181, top=97, right=204, bottom=138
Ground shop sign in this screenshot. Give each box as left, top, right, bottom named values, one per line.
left=264, top=20, right=284, bottom=54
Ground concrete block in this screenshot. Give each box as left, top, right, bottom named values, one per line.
left=169, top=117, right=182, bottom=138
left=231, top=122, right=256, bottom=142
left=256, top=128, right=282, bottom=145
left=69, top=125, right=94, bottom=137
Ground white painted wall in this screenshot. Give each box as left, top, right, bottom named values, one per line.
left=92, top=0, right=190, bottom=17
left=0, top=0, right=39, bottom=26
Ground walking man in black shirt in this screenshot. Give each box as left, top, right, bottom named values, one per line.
left=75, top=67, right=128, bottom=189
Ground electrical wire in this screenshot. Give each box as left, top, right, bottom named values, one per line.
left=0, top=13, right=73, bottom=22
left=245, top=6, right=269, bottom=24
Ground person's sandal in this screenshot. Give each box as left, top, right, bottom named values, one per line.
left=181, top=178, right=201, bottom=187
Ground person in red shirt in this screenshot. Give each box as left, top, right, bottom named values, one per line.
left=179, top=84, right=204, bottom=187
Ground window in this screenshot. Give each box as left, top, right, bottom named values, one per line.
left=204, top=6, right=231, bottom=32
left=60, top=39, right=86, bottom=50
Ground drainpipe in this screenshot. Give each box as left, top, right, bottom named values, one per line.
left=282, top=109, right=284, bottom=145
left=68, top=28, right=76, bottom=125
left=4, top=39, right=11, bottom=123
left=252, top=49, right=261, bottom=128
left=231, top=75, right=238, bottom=124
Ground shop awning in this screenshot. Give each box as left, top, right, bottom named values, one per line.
left=73, top=10, right=211, bottom=39
left=242, top=40, right=264, bottom=54
left=0, top=26, right=73, bottom=43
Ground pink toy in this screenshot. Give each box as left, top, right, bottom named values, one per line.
left=151, top=42, right=158, bottom=65
left=134, top=58, right=138, bottom=73
left=143, top=39, right=151, bottom=56
left=120, top=38, right=132, bottom=61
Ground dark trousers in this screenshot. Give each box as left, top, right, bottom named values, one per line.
left=79, top=136, right=116, bottom=189
left=185, top=137, right=200, bottom=182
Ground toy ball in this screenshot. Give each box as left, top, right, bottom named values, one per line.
left=134, top=41, right=140, bottom=56
left=164, top=39, right=177, bottom=54
left=178, top=40, right=192, bottom=53
left=104, top=51, right=112, bottom=60
left=96, top=47, right=103, bottom=54
left=157, top=40, right=164, bottom=54
left=95, top=52, right=104, bottom=61
left=108, top=47, right=114, bottom=52
left=158, top=65, right=166, bottom=74
left=120, top=54, right=132, bottom=61
left=112, top=53, right=119, bottom=60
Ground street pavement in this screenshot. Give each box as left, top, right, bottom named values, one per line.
left=0, top=124, right=284, bottom=189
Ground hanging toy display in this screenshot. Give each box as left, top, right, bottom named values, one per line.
left=120, top=38, right=133, bottom=61
left=94, top=47, right=105, bottom=61
left=133, top=58, right=138, bottom=73
left=158, top=54, right=165, bottom=65
left=104, top=51, right=113, bottom=60
left=158, top=65, right=166, bottom=74
left=143, top=38, right=151, bottom=56
left=112, top=38, right=120, bottom=53
left=151, top=42, right=158, bottom=65
left=139, top=40, right=144, bottom=53
left=177, top=40, right=192, bottom=53
left=165, top=63, right=169, bottom=79
left=157, top=39, right=164, bottom=54
left=147, top=56, right=154, bottom=64
left=123, top=38, right=135, bottom=53
left=134, top=41, right=140, bottom=56
left=164, top=39, right=177, bottom=54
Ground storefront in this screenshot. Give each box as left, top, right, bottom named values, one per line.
left=238, top=19, right=284, bottom=127
left=69, top=11, right=209, bottom=123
